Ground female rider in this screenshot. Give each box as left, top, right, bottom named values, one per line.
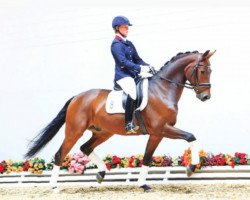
left=111, top=16, right=152, bottom=134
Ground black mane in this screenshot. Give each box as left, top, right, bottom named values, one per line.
left=160, top=51, right=199, bottom=70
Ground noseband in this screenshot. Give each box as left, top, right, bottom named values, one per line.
left=157, top=54, right=211, bottom=93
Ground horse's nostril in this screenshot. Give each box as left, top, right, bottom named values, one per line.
left=202, top=95, right=210, bottom=101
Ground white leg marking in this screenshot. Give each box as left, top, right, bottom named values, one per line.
left=50, top=165, right=60, bottom=193
left=138, top=165, right=149, bottom=186
left=89, top=151, right=107, bottom=172
left=190, top=140, right=200, bottom=165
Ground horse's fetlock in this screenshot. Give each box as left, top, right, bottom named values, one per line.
left=80, top=145, right=93, bottom=156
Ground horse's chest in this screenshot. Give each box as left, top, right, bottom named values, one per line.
left=164, top=105, right=178, bottom=125
left=166, top=105, right=177, bottom=116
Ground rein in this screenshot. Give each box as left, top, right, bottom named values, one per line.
left=156, top=54, right=211, bottom=92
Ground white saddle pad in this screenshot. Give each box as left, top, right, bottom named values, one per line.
left=106, top=79, right=149, bottom=114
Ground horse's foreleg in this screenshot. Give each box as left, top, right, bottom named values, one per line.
left=161, top=124, right=199, bottom=176
left=139, top=135, right=163, bottom=192
left=80, top=132, right=113, bottom=183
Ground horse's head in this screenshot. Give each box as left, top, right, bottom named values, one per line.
left=184, top=50, right=216, bottom=101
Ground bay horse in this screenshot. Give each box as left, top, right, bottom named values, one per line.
left=25, top=50, right=215, bottom=192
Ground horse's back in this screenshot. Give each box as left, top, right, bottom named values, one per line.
left=68, top=89, right=111, bottom=114
left=75, top=88, right=110, bottom=103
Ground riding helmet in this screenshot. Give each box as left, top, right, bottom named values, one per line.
left=112, top=16, right=132, bottom=29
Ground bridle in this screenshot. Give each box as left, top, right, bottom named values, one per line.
left=156, top=54, right=211, bottom=93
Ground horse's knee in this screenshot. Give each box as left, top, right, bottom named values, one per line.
left=185, top=132, right=196, bottom=142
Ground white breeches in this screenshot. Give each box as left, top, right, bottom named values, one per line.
left=116, top=77, right=137, bottom=100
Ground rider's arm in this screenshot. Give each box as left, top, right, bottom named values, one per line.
left=111, top=42, right=141, bottom=73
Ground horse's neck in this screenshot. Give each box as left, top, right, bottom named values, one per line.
left=151, top=57, right=193, bottom=104
left=164, top=58, right=190, bottom=82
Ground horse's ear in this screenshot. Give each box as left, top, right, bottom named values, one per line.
left=202, top=50, right=216, bottom=59
left=207, top=50, right=216, bottom=59
left=202, top=50, right=210, bottom=58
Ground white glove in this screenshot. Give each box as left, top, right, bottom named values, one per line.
left=140, top=72, right=153, bottom=78
left=140, top=65, right=150, bottom=73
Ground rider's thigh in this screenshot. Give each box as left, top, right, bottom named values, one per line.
left=116, top=77, right=136, bottom=100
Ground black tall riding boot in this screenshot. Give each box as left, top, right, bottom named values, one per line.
left=125, top=95, right=139, bottom=134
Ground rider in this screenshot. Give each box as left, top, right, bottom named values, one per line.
left=111, top=15, right=152, bottom=134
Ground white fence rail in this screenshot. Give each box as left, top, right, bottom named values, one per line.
left=1, top=166, right=250, bottom=187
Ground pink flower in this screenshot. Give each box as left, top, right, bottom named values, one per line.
left=69, top=166, right=75, bottom=173
left=70, top=160, right=76, bottom=165
left=68, top=152, right=90, bottom=174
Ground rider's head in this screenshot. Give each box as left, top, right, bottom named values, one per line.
left=112, top=16, right=132, bottom=37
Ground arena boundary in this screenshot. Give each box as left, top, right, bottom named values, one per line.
left=1, top=166, right=250, bottom=187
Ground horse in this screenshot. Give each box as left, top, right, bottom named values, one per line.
left=25, top=50, right=216, bottom=192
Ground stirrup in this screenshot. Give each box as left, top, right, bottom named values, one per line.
left=125, top=122, right=139, bottom=134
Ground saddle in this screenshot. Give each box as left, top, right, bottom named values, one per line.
left=105, top=78, right=149, bottom=114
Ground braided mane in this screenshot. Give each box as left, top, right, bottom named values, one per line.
left=160, top=51, right=199, bottom=70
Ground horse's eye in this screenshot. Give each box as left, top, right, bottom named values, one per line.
left=201, top=70, right=205, bottom=74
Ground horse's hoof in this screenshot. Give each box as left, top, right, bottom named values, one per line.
left=186, top=164, right=196, bottom=177
left=96, top=171, right=106, bottom=184
left=140, top=184, right=154, bottom=192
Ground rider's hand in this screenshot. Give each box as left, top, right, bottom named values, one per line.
left=149, top=66, right=157, bottom=74
left=140, top=65, right=150, bottom=73
left=140, top=71, right=153, bottom=78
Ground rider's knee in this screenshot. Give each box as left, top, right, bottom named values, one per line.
left=128, top=93, right=136, bottom=100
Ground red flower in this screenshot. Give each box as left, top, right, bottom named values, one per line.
left=129, top=163, right=135, bottom=168
left=139, top=160, right=143, bottom=167
left=234, top=152, right=247, bottom=165
left=0, top=165, right=5, bottom=173
left=231, top=158, right=235, bottom=168
left=112, top=156, right=121, bottom=165
left=106, top=163, right=111, bottom=171
left=0, top=161, right=6, bottom=173
left=129, top=156, right=135, bottom=168
left=22, top=161, right=30, bottom=171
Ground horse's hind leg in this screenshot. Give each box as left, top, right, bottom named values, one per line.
left=80, top=132, right=113, bottom=183
left=139, top=135, right=163, bottom=192
left=50, top=119, right=87, bottom=191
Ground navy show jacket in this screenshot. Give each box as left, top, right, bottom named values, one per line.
left=111, top=35, right=149, bottom=82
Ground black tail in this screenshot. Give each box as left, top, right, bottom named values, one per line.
left=25, top=97, right=74, bottom=159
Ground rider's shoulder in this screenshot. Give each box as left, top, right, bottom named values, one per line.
left=111, top=38, right=124, bottom=48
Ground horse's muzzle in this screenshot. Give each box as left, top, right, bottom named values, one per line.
left=196, top=91, right=211, bottom=102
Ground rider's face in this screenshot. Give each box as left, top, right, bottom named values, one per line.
left=118, top=25, right=129, bottom=37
